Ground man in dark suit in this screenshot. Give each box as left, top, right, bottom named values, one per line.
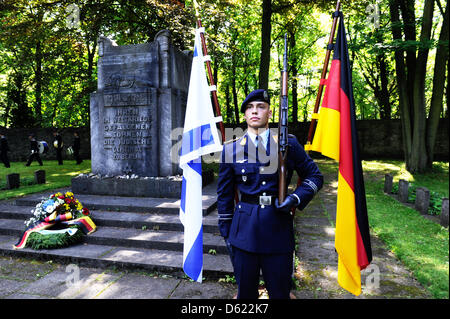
left=25, top=134, right=43, bottom=166
left=53, top=131, right=63, bottom=165
left=217, top=89, right=323, bottom=299
left=0, top=133, right=10, bottom=168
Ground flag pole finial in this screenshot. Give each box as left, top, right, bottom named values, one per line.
left=193, top=0, right=200, bottom=18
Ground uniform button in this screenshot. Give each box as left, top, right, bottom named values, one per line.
left=263, top=192, right=266, bottom=196
left=262, top=181, right=266, bottom=185
left=261, top=205, right=265, bottom=209
left=241, top=169, right=245, bottom=173
left=238, top=205, right=241, bottom=209
left=260, top=167, right=264, bottom=172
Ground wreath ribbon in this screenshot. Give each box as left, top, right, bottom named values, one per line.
left=14, top=215, right=96, bottom=250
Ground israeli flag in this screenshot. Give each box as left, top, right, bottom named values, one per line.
left=179, top=27, right=222, bottom=283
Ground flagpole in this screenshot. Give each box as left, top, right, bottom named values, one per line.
left=193, top=0, right=225, bottom=143
left=192, top=1, right=238, bottom=205
left=304, top=1, right=341, bottom=150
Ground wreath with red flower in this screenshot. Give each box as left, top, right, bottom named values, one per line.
left=14, top=192, right=96, bottom=250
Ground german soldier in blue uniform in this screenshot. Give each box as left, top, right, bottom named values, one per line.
left=217, top=89, right=323, bottom=299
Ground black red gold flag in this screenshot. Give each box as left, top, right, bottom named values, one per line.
left=310, top=13, right=372, bottom=296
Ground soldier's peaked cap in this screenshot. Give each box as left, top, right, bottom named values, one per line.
left=240, top=89, right=270, bottom=113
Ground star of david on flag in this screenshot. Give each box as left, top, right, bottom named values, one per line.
left=179, top=27, right=222, bottom=282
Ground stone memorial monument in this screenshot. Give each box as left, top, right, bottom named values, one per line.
left=72, top=30, right=212, bottom=197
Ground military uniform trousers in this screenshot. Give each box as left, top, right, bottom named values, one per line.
left=231, top=244, right=293, bottom=299
left=226, top=199, right=295, bottom=299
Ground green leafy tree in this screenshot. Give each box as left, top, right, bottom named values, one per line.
left=389, top=0, right=448, bottom=172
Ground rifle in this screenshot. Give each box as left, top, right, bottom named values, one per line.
left=278, top=33, right=289, bottom=203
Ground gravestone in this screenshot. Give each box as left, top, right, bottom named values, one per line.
left=384, top=174, right=393, bottom=194
left=398, top=179, right=409, bottom=203
left=414, top=187, right=430, bottom=215
left=6, top=173, right=20, bottom=189
left=441, top=198, right=449, bottom=228
left=34, top=170, right=45, bottom=184
left=72, top=30, right=207, bottom=198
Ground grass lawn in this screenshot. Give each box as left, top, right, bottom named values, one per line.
left=0, top=160, right=91, bottom=201
left=315, top=158, right=449, bottom=299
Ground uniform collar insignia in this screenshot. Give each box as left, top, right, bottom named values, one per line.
left=272, top=134, right=278, bottom=144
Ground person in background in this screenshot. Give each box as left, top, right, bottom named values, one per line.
left=53, top=131, right=63, bottom=165
left=0, top=133, right=10, bottom=168
left=26, top=133, right=43, bottom=166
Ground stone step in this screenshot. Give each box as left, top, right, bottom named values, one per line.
left=0, top=218, right=228, bottom=255
left=0, top=183, right=229, bottom=279
left=91, top=210, right=220, bottom=233
left=14, top=192, right=217, bottom=215
left=0, top=204, right=30, bottom=220
left=0, top=234, right=233, bottom=278
left=0, top=204, right=220, bottom=233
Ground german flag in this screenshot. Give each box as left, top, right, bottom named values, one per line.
left=310, top=13, right=372, bottom=296
left=14, top=221, right=53, bottom=249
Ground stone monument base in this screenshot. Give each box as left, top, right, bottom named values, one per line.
left=71, top=170, right=214, bottom=198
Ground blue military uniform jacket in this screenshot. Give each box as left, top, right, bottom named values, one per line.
left=217, top=130, right=323, bottom=254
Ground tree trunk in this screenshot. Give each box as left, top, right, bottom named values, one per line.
left=389, top=0, right=412, bottom=164
left=232, top=57, right=240, bottom=125
left=258, top=0, right=272, bottom=90
left=34, top=40, right=43, bottom=127
left=376, top=27, right=391, bottom=119
left=409, top=0, right=434, bottom=173
left=447, top=58, right=449, bottom=118
left=225, top=84, right=233, bottom=124
left=426, top=0, right=449, bottom=167
left=399, top=0, right=416, bottom=123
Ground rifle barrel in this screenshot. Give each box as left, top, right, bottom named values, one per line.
left=278, top=33, right=289, bottom=203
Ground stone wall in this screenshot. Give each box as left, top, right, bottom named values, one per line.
left=0, top=127, right=90, bottom=162
left=231, top=118, right=449, bottom=161
left=1, top=118, right=448, bottom=163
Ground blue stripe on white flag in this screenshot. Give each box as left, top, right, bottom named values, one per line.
left=179, top=160, right=203, bottom=282
left=183, top=226, right=203, bottom=281
left=180, top=123, right=215, bottom=156
left=193, top=44, right=198, bottom=57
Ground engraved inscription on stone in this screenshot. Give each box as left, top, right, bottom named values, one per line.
left=103, top=107, right=153, bottom=161
left=104, top=92, right=150, bottom=107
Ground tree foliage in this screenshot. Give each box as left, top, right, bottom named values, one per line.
left=0, top=0, right=448, bottom=172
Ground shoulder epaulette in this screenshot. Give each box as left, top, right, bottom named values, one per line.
left=272, top=134, right=278, bottom=143
left=224, top=136, right=242, bottom=145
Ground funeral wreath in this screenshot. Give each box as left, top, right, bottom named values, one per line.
left=14, top=192, right=96, bottom=250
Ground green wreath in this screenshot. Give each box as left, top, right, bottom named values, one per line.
left=26, top=226, right=84, bottom=250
